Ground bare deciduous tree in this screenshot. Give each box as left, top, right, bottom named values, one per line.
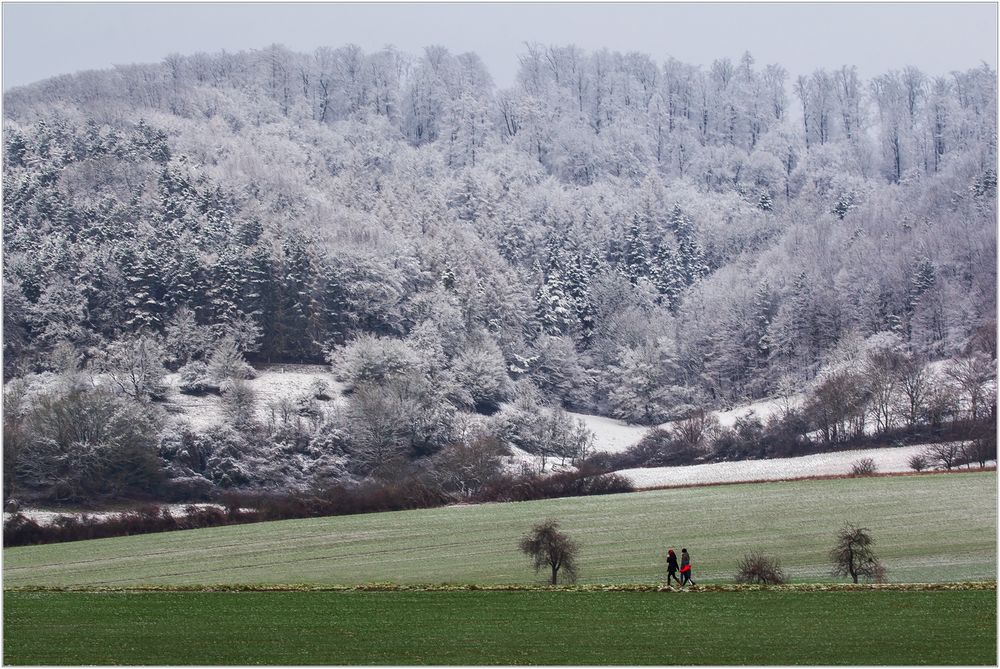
left=99, top=335, right=167, bottom=401
left=830, top=523, right=887, bottom=583
left=946, top=354, right=996, bottom=421
left=864, top=346, right=904, bottom=434
left=519, top=519, right=579, bottom=585
left=962, top=432, right=997, bottom=469
left=923, top=442, right=964, bottom=471
left=897, top=354, right=928, bottom=428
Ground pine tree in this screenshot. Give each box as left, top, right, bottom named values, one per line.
left=652, top=241, right=685, bottom=311
left=563, top=252, right=594, bottom=339
left=208, top=248, right=247, bottom=325
left=163, top=233, right=207, bottom=316
left=908, top=256, right=936, bottom=312
left=668, top=204, right=708, bottom=285
left=535, top=275, right=575, bottom=336
left=276, top=236, right=314, bottom=359
left=159, top=161, right=196, bottom=224
left=621, top=214, right=651, bottom=284
left=751, top=283, right=775, bottom=363
left=120, top=245, right=167, bottom=331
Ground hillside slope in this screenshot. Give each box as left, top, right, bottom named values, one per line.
left=5, top=472, right=995, bottom=587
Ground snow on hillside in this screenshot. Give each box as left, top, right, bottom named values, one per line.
left=161, top=364, right=346, bottom=429
left=565, top=412, right=648, bottom=453
left=570, top=393, right=805, bottom=455
left=615, top=444, right=989, bottom=489
left=710, top=394, right=803, bottom=429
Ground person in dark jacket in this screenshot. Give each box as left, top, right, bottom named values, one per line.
left=665, top=549, right=681, bottom=586
left=680, top=548, right=696, bottom=586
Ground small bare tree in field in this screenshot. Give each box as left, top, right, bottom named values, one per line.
left=830, top=523, right=887, bottom=583
left=735, top=550, right=787, bottom=585
left=519, top=520, right=579, bottom=585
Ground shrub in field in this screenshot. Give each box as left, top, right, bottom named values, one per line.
left=850, top=457, right=878, bottom=477
left=907, top=453, right=928, bottom=472
left=735, top=550, right=787, bottom=585
left=830, top=523, right=887, bottom=583
left=519, top=519, right=579, bottom=585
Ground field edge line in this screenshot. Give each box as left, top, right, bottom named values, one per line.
left=5, top=581, right=996, bottom=594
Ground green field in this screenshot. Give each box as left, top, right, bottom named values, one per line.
left=4, top=589, right=995, bottom=665
left=5, top=472, right=996, bottom=587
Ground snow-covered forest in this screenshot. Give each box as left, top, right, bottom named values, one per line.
left=3, top=44, right=996, bottom=504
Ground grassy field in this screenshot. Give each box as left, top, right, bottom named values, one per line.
left=4, top=589, right=995, bottom=665
left=5, top=471, right=996, bottom=587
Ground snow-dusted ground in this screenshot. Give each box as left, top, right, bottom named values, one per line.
left=565, top=412, right=648, bottom=454
left=3, top=503, right=231, bottom=527
left=616, top=443, right=990, bottom=489
left=711, top=394, right=803, bottom=429
left=162, top=363, right=346, bottom=429
left=569, top=394, right=805, bottom=455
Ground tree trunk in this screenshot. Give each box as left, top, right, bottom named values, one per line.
left=550, top=564, right=559, bottom=585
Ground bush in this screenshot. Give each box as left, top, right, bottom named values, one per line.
left=177, top=361, right=219, bottom=395
left=475, top=465, right=634, bottom=503
left=15, top=387, right=164, bottom=502
left=206, top=337, right=256, bottom=382
left=328, top=334, right=422, bottom=392
left=735, top=550, right=787, bottom=585
left=450, top=341, right=512, bottom=415
left=850, top=457, right=878, bottom=477
left=309, top=378, right=332, bottom=401
left=907, top=453, right=928, bottom=472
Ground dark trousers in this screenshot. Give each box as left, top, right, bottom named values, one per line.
left=666, top=570, right=681, bottom=585
left=681, top=571, right=695, bottom=586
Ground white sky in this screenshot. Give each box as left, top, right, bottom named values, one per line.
left=3, top=2, right=998, bottom=91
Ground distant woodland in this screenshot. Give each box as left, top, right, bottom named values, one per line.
left=3, top=44, right=995, bottom=505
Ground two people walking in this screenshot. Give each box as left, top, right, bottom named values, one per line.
left=666, top=548, right=696, bottom=587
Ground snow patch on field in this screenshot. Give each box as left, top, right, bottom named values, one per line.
left=616, top=443, right=989, bottom=489
left=4, top=503, right=230, bottom=527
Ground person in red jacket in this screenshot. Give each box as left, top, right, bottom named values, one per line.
left=680, top=548, right=696, bottom=586
left=665, top=549, right=681, bottom=586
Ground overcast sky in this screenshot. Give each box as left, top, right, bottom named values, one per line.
left=3, top=2, right=997, bottom=91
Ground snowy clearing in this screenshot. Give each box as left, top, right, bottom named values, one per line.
left=570, top=394, right=805, bottom=455
left=616, top=443, right=991, bottom=489
left=566, top=412, right=648, bottom=454
left=161, top=363, right=346, bottom=430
